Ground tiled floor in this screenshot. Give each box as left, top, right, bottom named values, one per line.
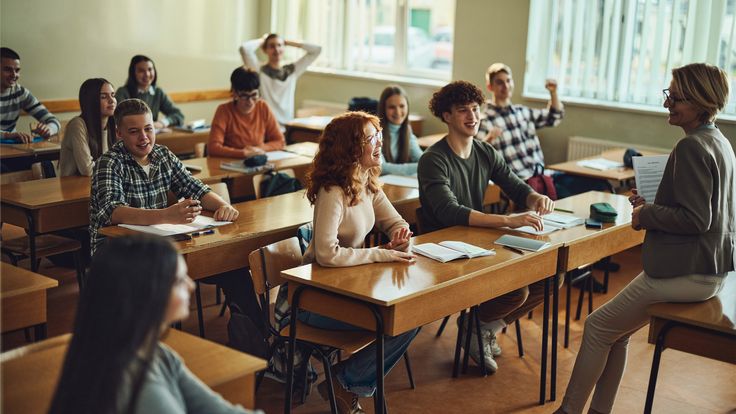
left=2, top=246, right=734, bottom=413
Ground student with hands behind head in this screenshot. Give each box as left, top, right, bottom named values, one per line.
left=89, top=98, right=238, bottom=254
left=418, top=80, right=554, bottom=374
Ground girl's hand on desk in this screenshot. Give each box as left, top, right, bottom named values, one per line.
left=383, top=250, right=416, bottom=263
left=629, top=188, right=645, bottom=208
left=214, top=204, right=239, bottom=221
left=631, top=205, right=643, bottom=231
left=383, top=228, right=413, bottom=252
left=165, top=199, right=202, bottom=223
left=507, top=211, right=544, bottom=231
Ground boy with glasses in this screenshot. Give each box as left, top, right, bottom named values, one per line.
left=208, top=67, right=285, bottom=158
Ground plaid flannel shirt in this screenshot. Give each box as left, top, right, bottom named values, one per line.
left=89, top=141, right=210, bottom=253
left=475, top=101, right=563, bottom=180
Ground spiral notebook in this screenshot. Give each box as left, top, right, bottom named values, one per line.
left=494, top=234, right=550, bottom=252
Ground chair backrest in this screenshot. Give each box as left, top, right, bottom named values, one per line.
left=208, top=182, right=231, bottom=204
left=247, top=237, right=302, bottom=296
left=296, top=222, right=313, bottom=254
left=31, top=160, right=58, bottom=179
left=194, top=142, right=207, bottom=158
left=253, top=168, right=295, bottom=199
left=415, top=207, right=428, bottom=235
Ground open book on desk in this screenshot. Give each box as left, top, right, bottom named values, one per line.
left=413, top=241, right=495, bottom=263
left=118, top=215, right=231, bottom=237
left=505, top=212, right=585, bottom=235
left=494, top=234, right=550, bottom=252
left=220, top=161, right=274, bottom=174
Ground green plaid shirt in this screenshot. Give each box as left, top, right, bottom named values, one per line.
left=89, top=141, right=210, bottom=254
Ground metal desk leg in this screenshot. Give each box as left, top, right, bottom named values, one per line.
left=540, top=277, right=550, bottom=405
left=551, top=272, right=560, bottom=401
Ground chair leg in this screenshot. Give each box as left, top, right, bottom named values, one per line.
left=218, top=299, right=229, bottom=317
left=215, top=285, right=222, bottom=305
left=473, top=308, right=488, bottom=377
left=403, top=352, right=416, bottom=389
left=588, top=274, right=594, bottom=315
left=73, top=250, right=85, bottom=291
left=501, top=326, right=507, bottom=334
left=24, top=328, right=32, bottom=342
left=321, top=354, right=338, bottom=414
left=528, top=310, right=534, bottom=319
left=195, top=282, right=205, bottom=338
left=602, top=256, right=611, bottom=293
left=435, top=315, right=450, bottom=337
left=515, top=319, right=524, bottom=357
left=565, top=271, right=571, bottom=348
left=575, top=276, right=587, bottom=320
left=462, top=308, right=474, bottom=374
left=452, top=310, right=466, bottom=378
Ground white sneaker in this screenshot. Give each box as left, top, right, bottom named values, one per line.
left=464, top=327, right=498, bottom=373
left=489, top=331, right=502, bottom=357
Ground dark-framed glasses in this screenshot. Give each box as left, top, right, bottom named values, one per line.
left=662, top=88, right=686, bottom=105
left=236, top=90, right=260, bottom=101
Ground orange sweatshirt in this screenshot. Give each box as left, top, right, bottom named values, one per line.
left=208, top=100, right=285, bottom=158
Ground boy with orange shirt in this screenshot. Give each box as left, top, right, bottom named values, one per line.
left=208, top=67, right=285, bottom=158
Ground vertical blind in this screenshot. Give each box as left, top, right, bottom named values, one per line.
left=525, top=0, right=736, bottom=116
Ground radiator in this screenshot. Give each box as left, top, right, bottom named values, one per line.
left=566, top=136, right=669, bottom=161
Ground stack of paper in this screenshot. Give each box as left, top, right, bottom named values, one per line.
left=413, top=241, right=495, bottom=263
left=266, top=151, right=299, bottom=162
left=504, top=212, right=584, bottom=235
left=119, top=215, right=231, bottom=237
left=494, top=234, right=550, bottom=252
left=577, top=158, right=624, bottom=171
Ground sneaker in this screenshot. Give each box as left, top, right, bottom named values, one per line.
left=489, top=331, right=502, bottom=357
left=462, top=327, right=498, bottom=373
left=318, top=375, right=365, bottom=414
left=457, top=316, right=502, bottom=357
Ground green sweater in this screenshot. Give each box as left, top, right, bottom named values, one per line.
left=417, top=136, right=532, bottom=233
left=115, top=85, right=184, bottom=127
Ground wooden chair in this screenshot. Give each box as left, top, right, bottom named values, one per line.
left=248, top=238, right=376, bottom=412
left=252, top=168, right=295, bottom=199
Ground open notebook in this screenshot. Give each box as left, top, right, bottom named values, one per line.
left=494, top=234, right=550, bottom=252
left=118, top=215, right=231, bottom=237
left=506, top=212, right=585, bottom=235
left=413, top=241, right=495, bottom=263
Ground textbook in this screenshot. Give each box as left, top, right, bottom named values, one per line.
left=219, top=161, right=274, bottom=174
left=494, top=234, right=550, bottom=252
left=413, top=241, right=495, bottom=263
left=505, top=212, right=585, bottom=235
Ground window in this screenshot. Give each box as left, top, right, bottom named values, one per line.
left=525, top=0, right=736, bottom=117
left=271, top=0, right=455, bottom=81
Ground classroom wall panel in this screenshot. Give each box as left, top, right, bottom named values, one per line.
left=1, top=0, right=260, bottom=125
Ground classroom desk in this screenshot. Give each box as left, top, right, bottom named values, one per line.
left=281, top=226, right=563, bottom=411
left=417, top=133, right=444, bottom=149
left=0, top=329, right=267, bottom=413
left=285, top=114, right=424, bottom=143
left=0, top=176, right=91, bottom=272
left=1, top=262, right=58, bottom=339
left=0, top=140, right=61, bottom=161
left=643, top=275, right=735, bottom=413
left=547, top=148, right=665, bottom=186
left=156, top=129, right=210, bottom=157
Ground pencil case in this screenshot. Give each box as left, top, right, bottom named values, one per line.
left=590, top=202, right=618, bottom=223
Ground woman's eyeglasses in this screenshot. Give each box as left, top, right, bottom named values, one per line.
left=662, top=88, right=686, bottom=105
left=364, top=130, right=383, bottom=146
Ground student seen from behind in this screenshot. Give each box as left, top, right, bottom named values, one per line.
left=59, top=78, right=117, bottom=176
left=115, top=55, right=184, bottom=129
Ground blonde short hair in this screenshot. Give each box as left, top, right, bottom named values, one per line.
left=672, top=63, right=730, bottom=123
left=486, top=62, right=513, bottom=85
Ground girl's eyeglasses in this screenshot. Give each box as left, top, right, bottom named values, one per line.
left=364, top=130, right=383, bottom=146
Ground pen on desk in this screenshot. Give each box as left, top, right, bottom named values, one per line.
left=503, top=245, right=525, bottom=255
left=554, top=207, right=574, bottom=214
left=202, top=229, right=215, bottom=235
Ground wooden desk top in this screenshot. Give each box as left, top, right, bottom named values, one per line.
left=547, top=148, right=666, bottom=182
left=281, top=225, right=562, bottom=307
left=0, top=329, right=266, bottom=414
left=1, top=263, right=58, bottom=299
left=285, top=142, right=319, bottom=158
left=0, top=176, right=90, bottom=209
left=648, top=275, right=736, bottom=336
left=0, top=145, right=32, bottom=159
left=417, top=133, right=444, bottom=149
left=1, top=139, right=61, bottom=160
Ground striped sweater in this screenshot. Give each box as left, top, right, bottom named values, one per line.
left=0, top=84, right=60, bottom=138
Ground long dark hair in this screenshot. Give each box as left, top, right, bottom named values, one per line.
left=79, top=78, right=116, bottom=159
left=49, top=234, right=179, bottom=414
left=377, top=85, right=412, bottom=163
left=124, top=55, right=157, bottom=97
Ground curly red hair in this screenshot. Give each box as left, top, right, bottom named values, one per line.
left=306, top=112, right=382, bottom=207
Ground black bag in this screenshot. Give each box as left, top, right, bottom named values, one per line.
left=226, top=303, right=269, bottom=359
left=348, top=97, right=378, bottom=114
left=260, top=171, right=303, bottom=197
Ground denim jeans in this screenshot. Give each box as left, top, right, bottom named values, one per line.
left=298, top=310, right=419, bottom=397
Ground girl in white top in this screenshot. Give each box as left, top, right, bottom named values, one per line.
left=239, top=33, right=321, bottom=126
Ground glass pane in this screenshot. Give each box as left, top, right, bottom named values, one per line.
left=348, top=0, right=397, bottom=68
left=408, top=0, right=455, bottom=72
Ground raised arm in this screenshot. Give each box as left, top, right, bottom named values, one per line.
left=239, top=38, right=263, bottom=69
left=288, top=40, right=322, bottom=76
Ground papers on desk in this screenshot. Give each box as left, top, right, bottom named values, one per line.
left=220, top=161, right=274, bottom=174
left=266, top=150, right=298, bottom=162
left=173, top=119, right=210, bottom=133
left=632, top=155, right=669, bottom=203
left=494, top=234, right=550, bottom=252
left=577, top=158, right=624, bottom=171
left=380, top=175, right=419, bottom=188
left=119, top=215, right=231, bottom=237
left=504, top=212, right=585, bottom=235
left=182, top=163, right=202, bottom=172
left=413, top=241, right=495, bottom=263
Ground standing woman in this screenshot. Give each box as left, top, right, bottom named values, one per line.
left=298, top=111, right=417, bottom=413
left=239, top=33, right=321, bottom=126
left=59, top=78, right=117, bottom=176
left=376, top=85, right=423, bottom=176
left=116, top=55, right=184, bottom=129
left=49, top=234, right=261, bottom=414
left=556, top=63, right=735, bottom=414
